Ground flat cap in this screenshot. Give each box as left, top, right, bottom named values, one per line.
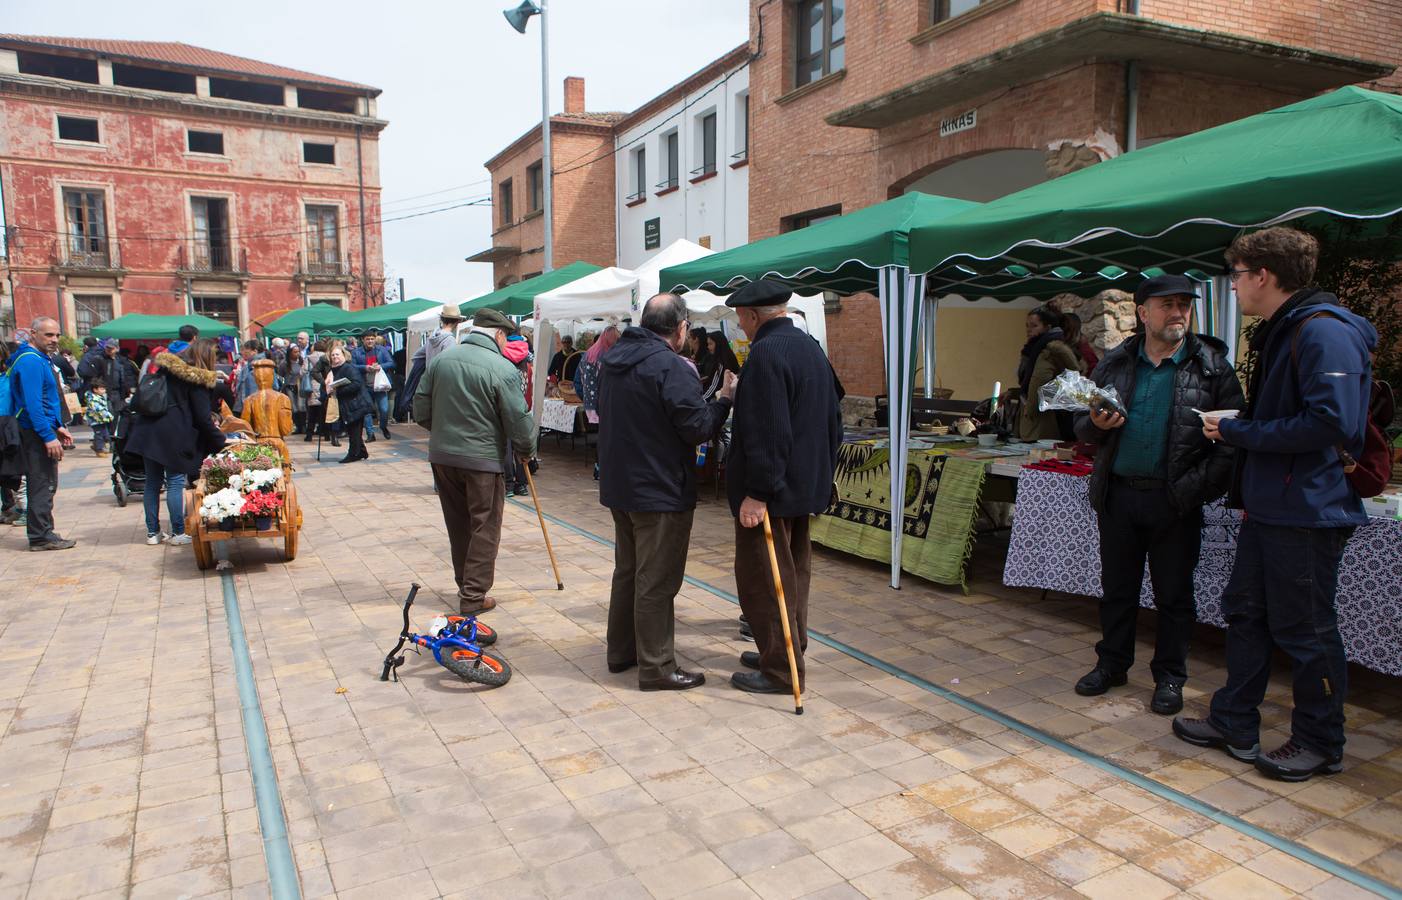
left=1134, top=273, right=1199, bottom=305
left=725, top=278, right=790, bottom=308
left=473, top=308, right=518, bottom=334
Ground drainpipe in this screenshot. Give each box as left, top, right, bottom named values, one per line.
left=355, top=122, right=371, bottom=308
left=1125, top=0, right=1140, bottom=153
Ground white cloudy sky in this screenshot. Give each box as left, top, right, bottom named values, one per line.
left=6, top=0, right=750, bottom=301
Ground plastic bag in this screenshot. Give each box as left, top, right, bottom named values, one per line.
left=1038, top=369, right=1128, bottom=418
left=372, top=368, right=392, bottom=392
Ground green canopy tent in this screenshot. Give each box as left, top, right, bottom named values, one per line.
left=90, top=313, right=238, bottom=340
left=460, top=262, right=603, bottom=318
left=660, top=192, right=988, bottom=589
left=260, top=303, right=356, bottom=339
left=314, top=298, right=443, bottom=335
left=909, top=86, right=1402, bottom=351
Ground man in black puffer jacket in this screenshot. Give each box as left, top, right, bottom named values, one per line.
left=1072, top=274, right=1244, bottom=714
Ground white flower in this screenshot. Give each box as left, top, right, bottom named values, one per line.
left=200, top=488, right=246, bottom=522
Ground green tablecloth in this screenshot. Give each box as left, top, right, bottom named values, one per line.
left=811, top=444, right=989, bottom=590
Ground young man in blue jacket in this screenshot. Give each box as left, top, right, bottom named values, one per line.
left=9, top=318, right=77, bottom=551
left=1176, top=228, right=1376, bottom=782
left=353, top=329, right=396, bottom=440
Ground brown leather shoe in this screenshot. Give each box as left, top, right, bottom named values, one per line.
left=458, top=597, right=497, bottom=616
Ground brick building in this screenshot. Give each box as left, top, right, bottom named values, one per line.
left=469, top=77, right=623, bottom=287
left=0, top=35, right=386, bottom=339
left=746, top=0, right=1400, bottom=399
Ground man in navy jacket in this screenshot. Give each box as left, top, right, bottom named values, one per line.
left=725, top=279, right=843, bottom=695
left=1175, top=227, right=1376, bottom=782
left=9, top=318, right=76, bottom=551
left=598, top=294, right=735, bottom=691
left=353, top=329, right=396, bottom=440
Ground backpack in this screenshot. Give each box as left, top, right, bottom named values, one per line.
left=1292, top=310, right=1395, bottom=498
left=133, top=370, right=172, bottom=418
left=0, top=364, right=18, bottom=418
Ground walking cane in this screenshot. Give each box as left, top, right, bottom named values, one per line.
left=521, top=459, right=564, bottom=591
left=761, top=510, right=803, bottom=715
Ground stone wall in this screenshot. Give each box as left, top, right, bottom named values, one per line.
left=1053, top=290, right=1137, bottom=352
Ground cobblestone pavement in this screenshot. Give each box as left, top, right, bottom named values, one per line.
left=1, top=424, right=1399, bottom=899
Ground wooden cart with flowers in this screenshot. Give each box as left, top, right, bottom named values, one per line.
left=185, top=441, right=302, bottom=569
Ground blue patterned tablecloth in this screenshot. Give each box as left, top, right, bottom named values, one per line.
left=1004, top=468, right=1402, bottom=676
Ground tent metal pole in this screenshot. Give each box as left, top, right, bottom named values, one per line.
left=922, top=293, right=937, bottom=398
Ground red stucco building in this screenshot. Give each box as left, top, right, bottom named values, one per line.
left=0, top=35, right=386, bottom=339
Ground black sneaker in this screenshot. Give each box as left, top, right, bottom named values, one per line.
left=1074, top=667, right=1127, bottom=696
left=1255, top=740, right=1343, bottom=782
left=1151, top=681, right=1184, bottom=715
left=1172, top=716, right=1259, bottom=762
left=739, top=621, right=756, bottom=643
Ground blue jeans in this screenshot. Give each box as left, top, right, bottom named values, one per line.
left=142, top=457, right=187, bottom=537
left=365, top=391, right=390, bottom=434
left=1208, top=520, right=1353, bottom=758
left=91, top=423, right=111, bottom=453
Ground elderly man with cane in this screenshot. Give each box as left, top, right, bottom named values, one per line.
left=726, top=280, right=843, bottom=699
left=413, top=308, right=536, bottom=615
left=598, top=293, right=737, bottom=691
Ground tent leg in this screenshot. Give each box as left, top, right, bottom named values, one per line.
left=877, top=265, right=925, bottom=591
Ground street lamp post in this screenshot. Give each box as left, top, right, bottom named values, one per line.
left=504, top=0, right=553, bottom=274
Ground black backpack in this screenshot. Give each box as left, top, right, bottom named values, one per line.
left=133, top=370, right=171, bottom=418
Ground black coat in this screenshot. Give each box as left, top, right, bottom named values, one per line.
left=728, top=317, right=843, bottom=518
left=125, top=353, right=226, bottom=480
left=331, top=361, right=372, bottom=424
left=597, top=327, right=731, bottom=512
left=1074, top=332, right=1244, bottom=516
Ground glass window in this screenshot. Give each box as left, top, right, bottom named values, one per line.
left=62, top=189, right=108, bottom=265
left=499, top=178, right=514, bottom=225
left=187, top=130, right=224, bottom=155
left=302, top=142, right=335, bottom=165
left=629, top=147, right=646, bottom=200
left=934, top=0, right=984, bottom=22
left=659, top=132, right=679, bottom=190
left=193, top=295, right=239, bottom=330
left=305, top=206, right=340, bottom=273
left=701, top=113, right=717, bottom=175
left=73, top=295, right=113, bottom=337
left=526, top=162, right=543, bottom=212
left=795, top=0, right=845, bottom=87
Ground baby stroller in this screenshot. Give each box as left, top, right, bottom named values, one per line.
left=109, top=407, right=147, bottom=507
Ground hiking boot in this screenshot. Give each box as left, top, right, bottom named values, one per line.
left=30, top=538, right=77, bottom=552
left=1172, top=716, right=1259, bottom=762
left=1255, top=740, right=1343, bottom=782
left=1074, top=667, right=1127, bottom=696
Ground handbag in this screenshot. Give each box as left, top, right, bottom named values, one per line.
left=299, top=368, right=313, bottom=394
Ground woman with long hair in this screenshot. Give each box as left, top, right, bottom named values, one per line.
left=280, top=343, right=308, bottom=434
left=580, top=325, right=619, bottom=425
left=124, top=337, right=227, bottom=545
left=700, top=330, right=741, bottom=400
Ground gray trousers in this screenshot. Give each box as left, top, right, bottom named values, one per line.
left=607, top=509, right=695, bottom=682
left=20, top=429, right=59, bottom=545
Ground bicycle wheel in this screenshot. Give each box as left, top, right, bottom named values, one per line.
left=439, top=647, right=512, bottom=687
left=445, top=617, right=497, bottom=646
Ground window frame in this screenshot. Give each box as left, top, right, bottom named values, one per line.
left=658, top=131, right=680, bottom=192
left=61, top=188, right=109, bottom=264
left=499, top=177, right=514, bottom=226
left=627, top=147, right=647, bottom=202
left=301, top=141, right=337, bottom=166
left=795, top=0, right=846, bottom=88
left=56, top=114, right=101, bottom=144
left=932, top=0, right=984, bottom=23
left=733, top=93, right=750, bottom=164
left=304, top=204, right=341, bottom=270
left=186, top=129, right=225, bottom=156
left=526, top=161, right=544, bottom=213
left=73, top=294, right=114, bottom=338
left=694, top=111, right=717, bottom=178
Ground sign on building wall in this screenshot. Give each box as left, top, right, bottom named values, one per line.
left=940, top=109, right=977, bottom=138
left=644, top=217, right=661, bottom=250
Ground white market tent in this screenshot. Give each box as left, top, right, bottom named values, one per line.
left=530, top=239, right=827, bottom=420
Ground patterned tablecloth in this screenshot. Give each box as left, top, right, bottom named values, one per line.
left=810, top=444, right=990, bottom=590
left=1004, top=468, right=1402, bottom=676
left=540, top=398, right=577, bottom=434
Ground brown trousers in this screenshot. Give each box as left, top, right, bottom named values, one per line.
left=735, top=515, right=811, bottom=690
left=607, top=509, right=695, bottom=682
left=432, top=464, right=505, bottom=609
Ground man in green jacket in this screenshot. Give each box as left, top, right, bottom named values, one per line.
left=413, top=308, right=537, bottom=615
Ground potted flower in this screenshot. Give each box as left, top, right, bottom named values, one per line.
left=199, top=487, right=246, bottom=531
left=200, top=454, right=244, bottom=491
left=241, top=489, right=284, bottom=531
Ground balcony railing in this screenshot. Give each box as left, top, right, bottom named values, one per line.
left=178, top=243, right=247, bottom=275
left=296, top=251, right=353, bottom=280
left=58, top=236, right=121, bottom=270
left=655, top=176, right=679, bottom=193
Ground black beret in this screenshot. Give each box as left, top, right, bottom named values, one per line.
left=726, top=278, right=790, bottom=308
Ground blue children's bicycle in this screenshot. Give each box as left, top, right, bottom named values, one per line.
left=380, top=584, right=512, bottom=687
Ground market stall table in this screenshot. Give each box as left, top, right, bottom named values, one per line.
left=1003, top=467, right=1402, bottom=676
left=540, top=398, right=578, bottom=434
left=809, top=434, right=1033, bottom=589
